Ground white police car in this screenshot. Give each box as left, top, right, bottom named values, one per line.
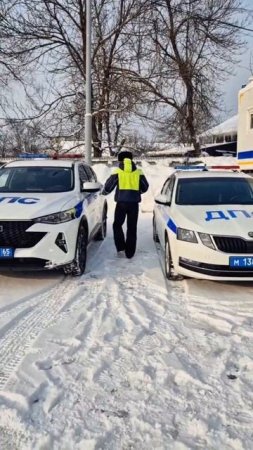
left=153, top=166, right=253, bottom=281
left=0, top=159, right=107, bottom=275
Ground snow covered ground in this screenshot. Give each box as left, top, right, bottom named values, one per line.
left=1, top=158, right=253, bottom=450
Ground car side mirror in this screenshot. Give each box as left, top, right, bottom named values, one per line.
left=154, top=194, right=171, bottom=206
left=82, top=181, right=102, bottom=192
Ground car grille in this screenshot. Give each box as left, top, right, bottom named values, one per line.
left=213, top=236, right=253, bottom=254
left=0, top=221, right=46, bottom=248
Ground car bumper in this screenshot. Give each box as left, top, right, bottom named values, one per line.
left=172, top=240, right=253, bottom=281
left=0, top=220, right=80, bottom=270
left=178, top=257, right=253, bottom=280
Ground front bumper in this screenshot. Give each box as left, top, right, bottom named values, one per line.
left=171, top=239, right=253, bottom=281
left=0, top=220, right=80, bottom=270
left=179, top=257, right=253, bottom=279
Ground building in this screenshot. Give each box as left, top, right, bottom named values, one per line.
left=199, top=115, right=238, bottom=155
left=237, top=77, right=253, bottom=170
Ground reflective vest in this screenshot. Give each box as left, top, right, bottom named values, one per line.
left=107, top=157, right=147, bottom=203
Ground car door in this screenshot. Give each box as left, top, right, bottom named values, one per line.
left=155, top=178, right=171, bottom=243
left=78, top=164, right=96, bottom=234
left=84, top=165, right=103, bottom=225
left=157, top=176, right=175, bottom=249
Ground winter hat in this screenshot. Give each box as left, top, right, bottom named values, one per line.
left=118, top=150, right=133, bottom=161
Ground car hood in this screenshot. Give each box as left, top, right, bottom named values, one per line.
left=172, top=204, right=253, bottom=239
left=0, top=192, right=80, bottom=220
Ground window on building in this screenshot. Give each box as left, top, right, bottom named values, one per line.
left=216, top=135, right=224, bottom=143
left=250, top=113, right=253, bottom=129
left=225, top=135, right=232, bottom=142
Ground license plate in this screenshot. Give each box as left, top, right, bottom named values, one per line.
left=0, top=248, right=14, bottom=258
left=229, top=256, right=253, bottom=268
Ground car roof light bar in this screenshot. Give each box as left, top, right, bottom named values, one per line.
left=208, top=165, right=240, bottom=171
left=52, top=154, right=84, bottom=159
left=175, top=165, right=207, bottom=171
left=175, top=164, right=240, bottom=172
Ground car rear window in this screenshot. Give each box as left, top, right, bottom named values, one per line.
left=0, top=166, right=74, bottom=193
left=176, top=177, right=253, bottom=205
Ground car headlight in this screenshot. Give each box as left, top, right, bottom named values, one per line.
left=34, top=207, right=76, bottom=224
left=177, top=227, right=198, bottom=243
left=198, top=232, right=215, bottom=250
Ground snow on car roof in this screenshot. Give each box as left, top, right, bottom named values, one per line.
left=4, top=159, right=82, bottom=168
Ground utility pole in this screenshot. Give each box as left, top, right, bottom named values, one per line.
left=85, top=0, right=92, bottom=165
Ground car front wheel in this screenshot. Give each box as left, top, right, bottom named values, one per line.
left=153, top=215, right=159, bottom=243
left=95, top=206, right=107, bottom=241
left=64, top=224, right=87, bottom=276
left=164, top=236, right=172, bottom=279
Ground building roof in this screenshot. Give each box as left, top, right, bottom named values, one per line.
left=200, top=115, right=238, bottom=138
left=239, top=76, right=253, bottom=95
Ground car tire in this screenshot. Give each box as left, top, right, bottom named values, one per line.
left=94, top=205, right=107, bottom=241
left=63, top=223, right=87, bottom=276
left=164, top=235, right=172, bottom=279
left=153, top=215, right=159, bottom=243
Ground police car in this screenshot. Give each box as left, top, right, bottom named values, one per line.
left=0, top=159, right=107, bottom=275
left=153, top=166, right=253, bottom=281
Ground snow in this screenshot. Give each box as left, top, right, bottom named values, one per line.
left=200, top=115, right=238, bottom=138
left=1, top=157, right=253, bottom=450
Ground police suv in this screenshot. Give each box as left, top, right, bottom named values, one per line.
left=0, top=159, right=107, bottom=275
left=153, top=166, right=253, bottom=281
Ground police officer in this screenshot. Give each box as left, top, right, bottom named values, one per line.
left=102, top=150, right=149, bottom=258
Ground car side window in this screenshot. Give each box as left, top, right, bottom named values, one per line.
left=165, top=176, right=175, bottom=202
left=84, top=165, right=97, bottom=182
left=161, top=178, right=170, bottom=195
left=78, top=165, right=89, bottom=187
left=0, top=171, right=9, bottom=188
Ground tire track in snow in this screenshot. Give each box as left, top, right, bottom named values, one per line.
left=0, top=240, right=107, bottom=391
left=0, top=278, right=98, bottom=390
left=25, top=268, right=190, bottom=450
left=3, top=213, right=253, bottom=447
left=0, top=287, right=59, bottom=324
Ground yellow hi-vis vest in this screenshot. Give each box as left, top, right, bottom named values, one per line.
left=113, top=158, right=142, bottom=191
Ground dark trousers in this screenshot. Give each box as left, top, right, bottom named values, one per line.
left=113, top=202, right=139, bottom=258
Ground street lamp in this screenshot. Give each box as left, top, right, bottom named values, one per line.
left=85, top=0, right=92, bottom=165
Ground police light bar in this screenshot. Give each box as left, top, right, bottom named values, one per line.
left=208, top=165, right=240, bottom=171
left=175, top=165, right=207, bottom=171
left=18, top=153, right=49, bottom=159
left=174, top=164, right=240, bottom=172
left=52, top=153, right=84, bottom=159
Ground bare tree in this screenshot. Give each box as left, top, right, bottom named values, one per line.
left=0, top=118, right=48, bottom=156
left=119, top=0, right=246, bottom=155
left=0, top=0, right=151, bottom=156
left=0, top=0, right=248, bottom=157
left=91, top=0, right=151, bottom=155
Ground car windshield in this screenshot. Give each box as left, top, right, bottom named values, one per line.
left=176, top=177, right=253, bottom=205
left=0, top=166, right=74, bottom=193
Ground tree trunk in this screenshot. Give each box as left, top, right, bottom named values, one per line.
left=92, top=116, right=102, bottom=157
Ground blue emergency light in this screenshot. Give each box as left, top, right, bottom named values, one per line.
left=175, top=165, right=207, bottom=171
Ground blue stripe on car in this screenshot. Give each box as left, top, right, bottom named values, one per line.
left=238, top=150, right=253, bottom=160
left=75, top=201, right=83, bottom=218
left=167, top=218, right=177, bottom=234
